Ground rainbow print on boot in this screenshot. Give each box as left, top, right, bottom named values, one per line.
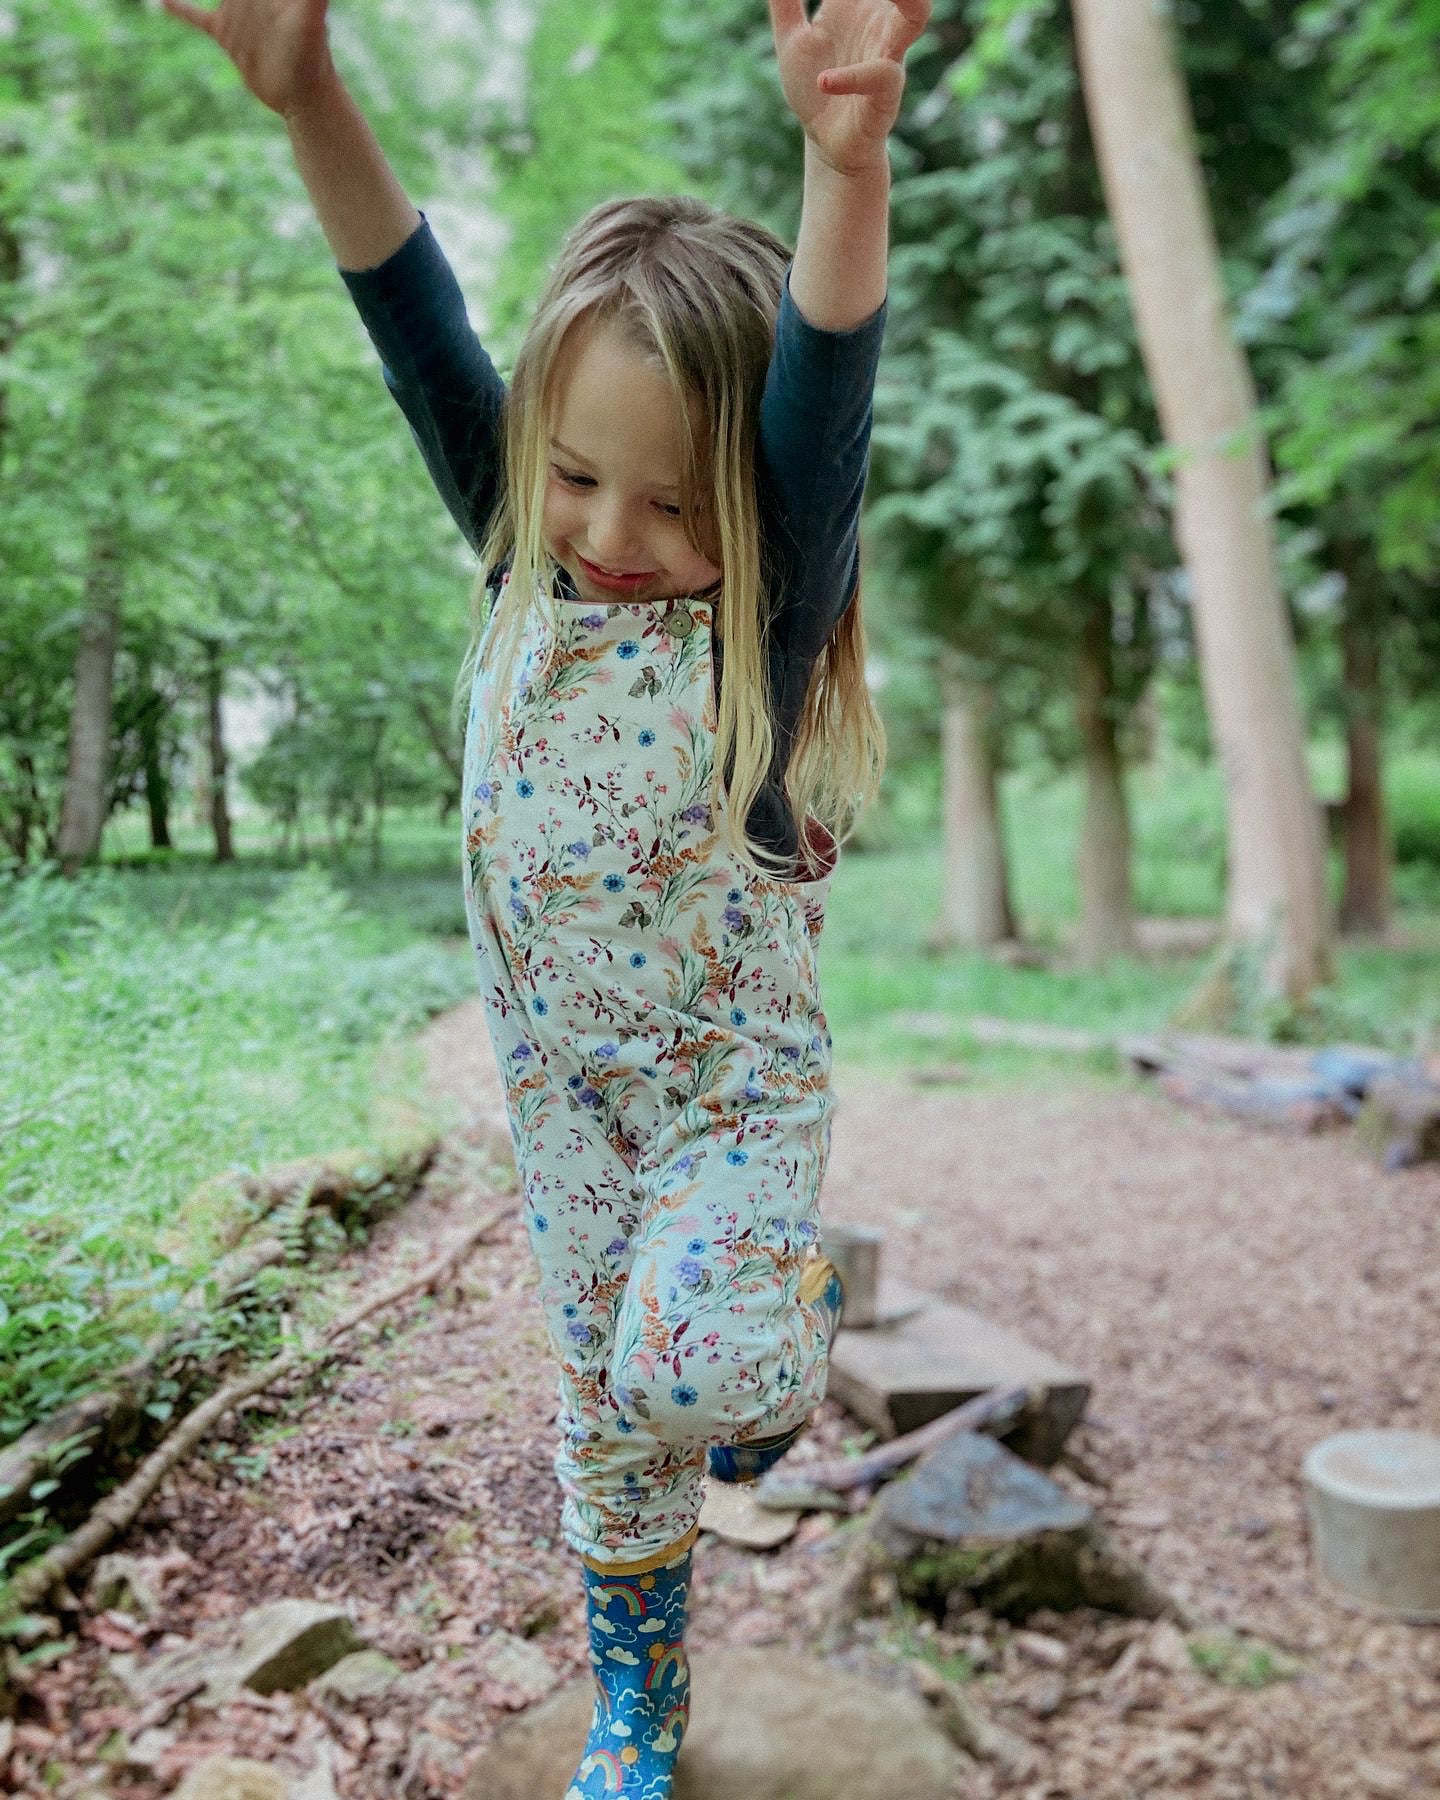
left=567, top=1534, right=695, bottom=1798
left=707, top=1253, right=845, bottom=1484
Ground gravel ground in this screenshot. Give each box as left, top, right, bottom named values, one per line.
left=7, top=997, right=1438, bottom=1800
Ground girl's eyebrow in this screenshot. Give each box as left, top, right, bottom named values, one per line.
left=550, top=437, right=681, bottom=495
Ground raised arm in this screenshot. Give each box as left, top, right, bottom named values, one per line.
left=163, top=0, right=506, bottom=551
left=759, top=0, right=928, bottom=661
left=162, top=0, right=419, bottom=267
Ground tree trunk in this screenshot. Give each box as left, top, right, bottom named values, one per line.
left=412, top=693, right=463, bottom=786
left=932, top=657, right=1016, bottom=951
left=1070, top=0, right=1331, bottom=1005
left=8, top=749, right=38, bottom=864
left=203, top=639, right=234, bottom=864
left=1075, top=591, right=1136, bottom=963
left=55, top=519, right=123, bottom=874
left=370, top=724, right=386, bottom=872
left=136, top=654, right=172, bottom=851
left=1336, top=550, right=1391, bottom=938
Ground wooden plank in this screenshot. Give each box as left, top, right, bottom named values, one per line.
left=825, top=1285, right=1089, bottom=1466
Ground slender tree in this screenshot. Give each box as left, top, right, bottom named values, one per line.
left=1070, top=0, right=1331, bottom=1006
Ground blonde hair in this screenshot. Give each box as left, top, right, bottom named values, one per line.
left=454, top=193, right=885, bottom=878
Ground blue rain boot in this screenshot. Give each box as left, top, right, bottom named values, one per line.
left=708, top=1254, right=845, bottom=1484
left=567, top=1529, right=696, bottom=1800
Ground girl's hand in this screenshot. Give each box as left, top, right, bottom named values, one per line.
left=768, top=0, right=931, bottom=176
left=160, top=0, right=335, bottom=120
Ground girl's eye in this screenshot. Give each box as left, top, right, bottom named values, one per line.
left=553, top=466, right=683, bottom=519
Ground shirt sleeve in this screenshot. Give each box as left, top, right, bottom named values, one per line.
left=337, top=213, right=507, bottom=556
left=756, top=264, right=887, bottom=665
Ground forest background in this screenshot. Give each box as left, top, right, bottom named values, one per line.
left=1, top=0, right=1438, bottom=1540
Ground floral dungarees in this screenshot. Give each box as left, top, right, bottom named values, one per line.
left=462, top=575, right=838, bottom=1568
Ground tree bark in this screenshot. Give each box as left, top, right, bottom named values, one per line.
left=1336, top=549, right=1391, bottom=937
left=1069, top=0, right=1331, bottom=1005
left=370, top=723, right=386, bottom=871
left=1075, top=589, right=1136, bottom=962
left=136, top=653, right=173, bottom=851
left=202, top=638, right=234, bottom=863
left=55, top=519, right=123, bottom=874
left=412, top=692, right=462, bottom=785
left=932, top=657, right=1016, bottom=951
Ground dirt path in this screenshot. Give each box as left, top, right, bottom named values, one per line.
left=10, top=999, right=1440, bottom=1799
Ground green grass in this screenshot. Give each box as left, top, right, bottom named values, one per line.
left=1187, top=1630, right=1302, bottom=1688
left=0, top=862, right=476, bottom=1448
left=818, top=743, right=1440, bottom=1073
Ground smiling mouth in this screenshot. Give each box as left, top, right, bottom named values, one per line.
left=578, top=555, right=656, bottom=583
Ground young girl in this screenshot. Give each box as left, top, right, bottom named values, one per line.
left=165, top=0, right=927, bottom=1790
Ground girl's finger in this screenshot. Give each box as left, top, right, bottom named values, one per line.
left=819, top=59, right=906, bottom=101
left=888, top=0, right=933, bottom=36
left=765, top=0, right=810, bottom=47
left=161, top=0, right=220, bottom=33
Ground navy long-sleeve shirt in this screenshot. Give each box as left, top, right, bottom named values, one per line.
left=339, top=212, right=886, bottom=871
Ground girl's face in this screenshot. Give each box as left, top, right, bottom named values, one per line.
left=545, top=316, right=722, bottom=605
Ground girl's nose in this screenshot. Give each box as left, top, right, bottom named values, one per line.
left=590, top=499, right=642, bottom=561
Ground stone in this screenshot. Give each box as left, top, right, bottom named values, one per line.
left=877, top=1431, right=1093, bottom=1543
left=117, top=1726, right=177, bottom=1769
left=289, top=1745, right=342, bottom=1800
left=124, top=1599, right=363, bottom=1705
left=460, top=1647, right=963, bottom=1799
left=698, top=1481, right=801, bottom=1549
left=475, top=1629, right=562, bottom=1706
left=310, top=1649, right=402, bottom=1702
left=871, top=1435, right=1185, bottom=1625
left=86, top=1552, right=162, bottom=1620
left=753, top=1477, right=852, bottom=1514
left=170, top=1759, right=289, bottom=1800
left=826, top=1287, right=1089, bottom=1463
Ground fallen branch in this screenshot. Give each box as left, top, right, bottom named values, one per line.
left=759, top=1384, right=1032, bottom=1505
left=0, top=1239, right=287, bottom=1533
left=1, top=1131, right=446, bottom=1531
left=6, top=1202, right=517, bottom=1610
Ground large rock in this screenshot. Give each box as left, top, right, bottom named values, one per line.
left=878, top=1428, right=1092, bottom=1543
left=311, top=1649, right=403, bottom=1703
left=872, top=1435, right=1184, bottom=1627
left=169, top=1752, right=339, bottom=1800
left=826, top=1286, right=1089, bottom=1463
left=461, top=1647, right=962, bottom=1799
left=170, top=1760, right=289, bottom=1800
left=121, top=1599, right=362, bottom=1705
left=698, top=1481, right=801, bottom=1549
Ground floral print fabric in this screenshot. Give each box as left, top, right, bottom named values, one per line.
left=461, top=576, right=838, bottom=1567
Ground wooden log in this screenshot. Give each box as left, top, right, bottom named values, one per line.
left=1154, top=1067, right=1353, bottom=1133
left=209, top=1130, right=446, bottom=1252
left=755, top=1385, right=1031, bottom=1509
left=8, top=1203, right=517, bottom=1609
left=0, top=1130, right=447, bottom=1531
left=1356, top=1074, right=1440, bottom=1170
left=1303, top=1429, right=1440, bottom=1619
left=825, top=1290, right=1089, bottom=1462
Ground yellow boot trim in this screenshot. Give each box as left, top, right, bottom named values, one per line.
left=799, top=1252, right=839, bottom=1307
left=580, top=1521, right=699, bottom=1578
